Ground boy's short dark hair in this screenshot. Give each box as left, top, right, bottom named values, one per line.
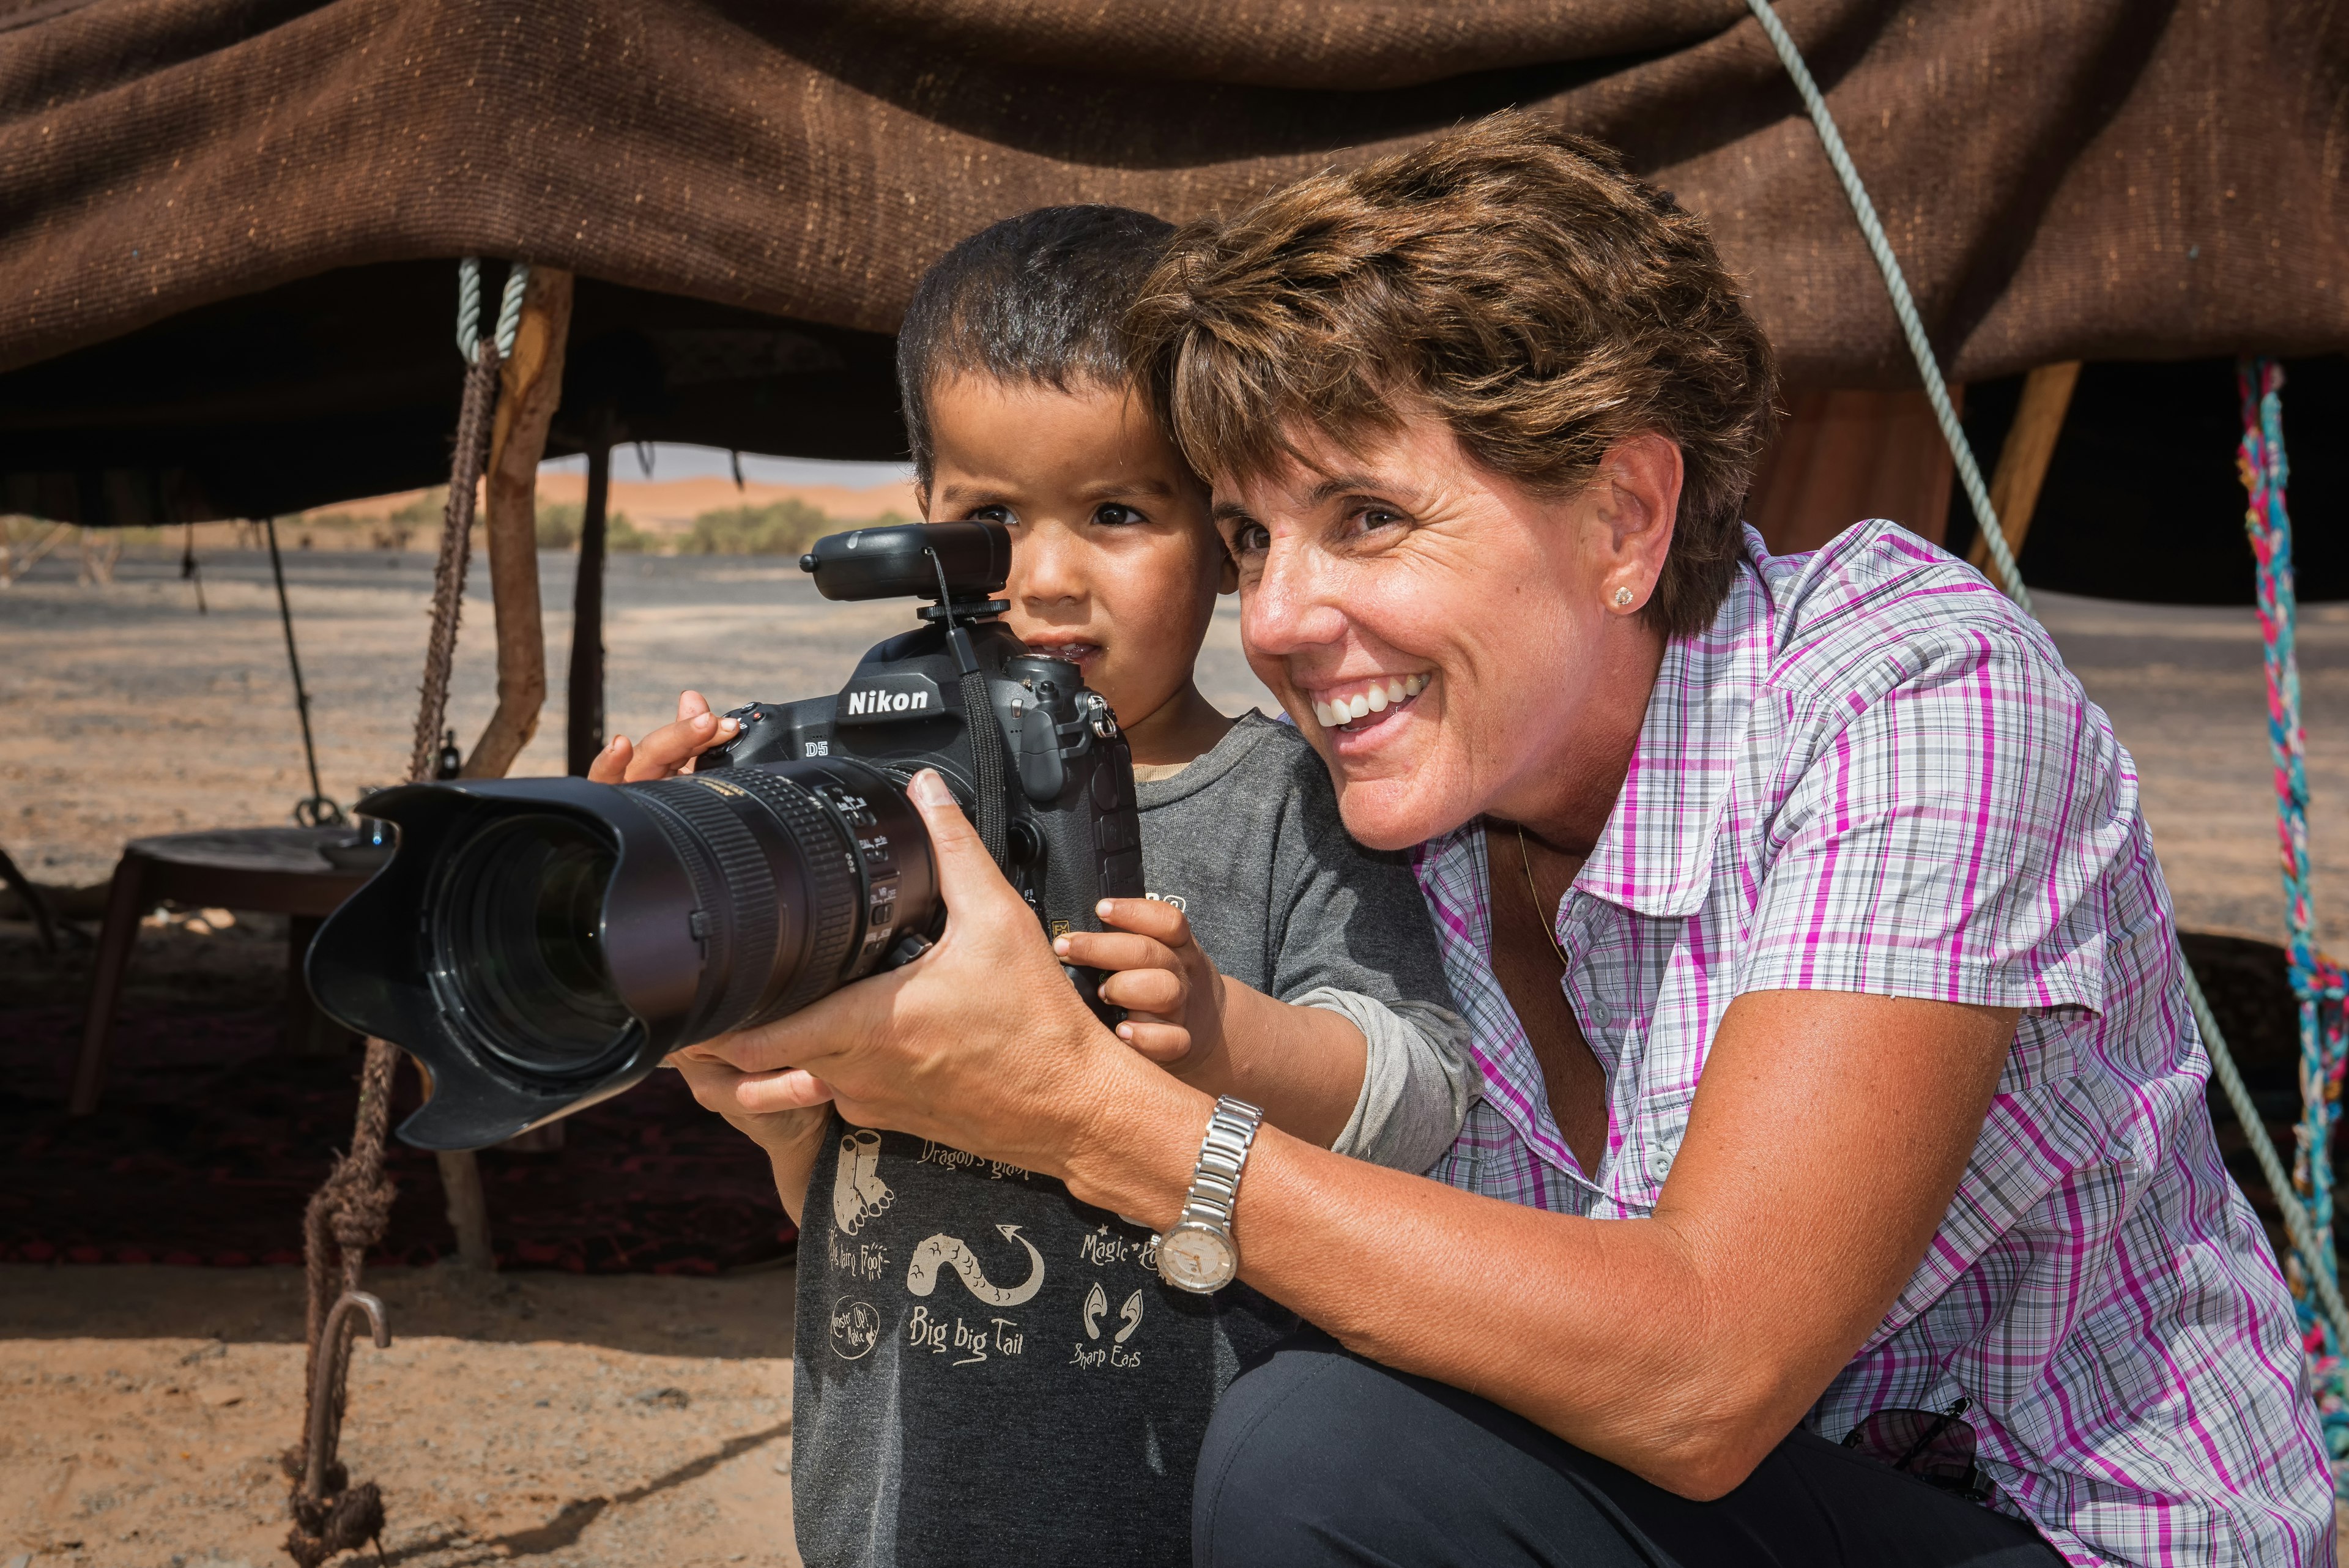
left=897, top=205, right=1177, bottom=485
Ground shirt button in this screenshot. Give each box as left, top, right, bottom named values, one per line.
left=1649, top=1146, right=1674, bottom=1181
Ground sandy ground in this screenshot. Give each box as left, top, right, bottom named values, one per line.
left=1, top=541, right=2342, bottom=943
left=0, top=1264, right=801, bottom=1568
left=0, top=544, right=1277, bottom=897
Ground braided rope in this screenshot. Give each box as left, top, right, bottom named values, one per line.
left=495, top=262, right=531, bottom=361
left=2238, top=360, right=2349, bottom=1462
left=289, top=258, right=510, bottom=1565
left=1742, top=0, right=2030, bottom=615
left=404, top=341, right=497, bottom=783
left=455, top=257, right=482, bottom=362
left=1749, top=0, right=2348, bottom=1457
left=455, top=258, right=531, bottom=364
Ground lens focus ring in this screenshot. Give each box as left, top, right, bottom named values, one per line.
left=721, top=770, right=861, bottom=1024
left=634, top=777, right=783, bottom=1038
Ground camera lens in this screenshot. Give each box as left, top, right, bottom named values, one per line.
left=435, top=813, right=637, bottom=1077
left=306, top=758, right=943, bottom=1149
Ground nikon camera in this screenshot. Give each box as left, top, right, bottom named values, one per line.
left=306, top=521, right=1143, bottom=1151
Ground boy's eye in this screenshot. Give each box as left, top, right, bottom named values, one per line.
left=964, top=504, right=1016, bottom=526
left=1091, top=503, right=1146, bottom=527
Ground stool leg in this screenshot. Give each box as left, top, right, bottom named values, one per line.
left=72, top=852, right=151, bottom=1115
left=437, top=1150, right=496, bottom=1273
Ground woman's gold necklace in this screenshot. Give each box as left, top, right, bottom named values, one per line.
left=1515, top=823, right=1574, bottom=970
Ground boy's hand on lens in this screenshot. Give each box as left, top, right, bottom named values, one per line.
left=587, top=689, right=739, bottom=784
left=1055, top=899, right=1228, bottom=1076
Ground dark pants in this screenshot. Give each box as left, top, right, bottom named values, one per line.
left=1194, top=1332, right=2065, bottom=1568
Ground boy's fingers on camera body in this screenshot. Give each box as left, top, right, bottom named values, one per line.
left=1054, top=927, right=1185, bottom=983
left=1113, top=1017, right=1194, bottom=1065
left=632, top=713, right=737, bottom=781
left=1095, top=964, right=1186, bottom=1016
left=1094, top=896, right=1193, bottom=948
left=588, top=691, right=736, bottom=784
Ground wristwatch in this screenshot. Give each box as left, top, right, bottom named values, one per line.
left=1156, top=1096, right=1264, bottom=1294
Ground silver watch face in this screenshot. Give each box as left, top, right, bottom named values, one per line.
left=1157, top=1222, right=1238, bottom=1294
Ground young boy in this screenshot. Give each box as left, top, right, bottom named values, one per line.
left=616, top=207, right=1472, bottom=1567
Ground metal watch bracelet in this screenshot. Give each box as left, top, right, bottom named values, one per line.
left=1155, top=1096, right=1263, bottom=1295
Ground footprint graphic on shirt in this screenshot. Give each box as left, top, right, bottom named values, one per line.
left=831, top=1129, right=893, bottom=1236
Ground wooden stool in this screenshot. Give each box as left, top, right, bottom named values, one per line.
left=72, top=827, right=373, bottom=1115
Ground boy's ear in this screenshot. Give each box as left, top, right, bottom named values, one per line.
left=915, top=483, right=932, bottom=522
left=1217, top=547, right=1239, bottom=595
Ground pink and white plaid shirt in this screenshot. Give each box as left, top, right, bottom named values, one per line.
left=1414, top=522, right=2331, bottom=1566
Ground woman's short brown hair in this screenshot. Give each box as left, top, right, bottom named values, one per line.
left=1124, top=112, right=1778, bottom=638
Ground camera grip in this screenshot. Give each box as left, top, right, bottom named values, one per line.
left=1027, top=732, right=1143, bottom=1029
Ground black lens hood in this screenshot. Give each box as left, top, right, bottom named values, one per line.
left=306, top=775, right=704, bottom=1151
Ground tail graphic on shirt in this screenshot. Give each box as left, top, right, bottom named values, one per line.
left=832, top=1129, right=893, bottom=1236
left=906, top=1225, right=1044, bottom=1306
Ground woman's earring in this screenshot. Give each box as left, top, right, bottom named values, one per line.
left=1612, top=586, right=1635, bottom=608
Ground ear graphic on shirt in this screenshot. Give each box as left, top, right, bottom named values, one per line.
left=1115, top=1290, right=1145, bottom=1345
left=831, top=1129, right=894, bottom=1236
left=1083, top=1280, right=1108, bottom=1340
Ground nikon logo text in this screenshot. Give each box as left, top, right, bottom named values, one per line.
left=845, top=689, right=929, bottom=716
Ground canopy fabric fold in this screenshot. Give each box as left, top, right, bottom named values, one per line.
left=3, top=0, right=2344, bottom=390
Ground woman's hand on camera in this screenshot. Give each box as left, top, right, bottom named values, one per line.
left=666, top=1047, right=833, bottom=1150
left=665, top=1048, right=835, bottom=1225
left=1055, top=900, right=1229, bottom=1077
left=587, top=689, right=740, bottom=784
left=697, top=769, right=1208, bottom=1211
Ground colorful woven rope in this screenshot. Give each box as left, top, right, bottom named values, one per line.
left=2237, top=357, right=2349, bottom=1463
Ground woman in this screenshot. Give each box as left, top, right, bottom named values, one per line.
left=664, top=117, right=2329, bottom=1565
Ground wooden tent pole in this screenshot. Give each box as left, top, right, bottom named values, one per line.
left=566, top=417, right=613, bottom=775
left=1970, top=361, right=2081, bottom=574
left=461, top=265, right=571, bottom=782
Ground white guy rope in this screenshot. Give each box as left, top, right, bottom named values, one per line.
left=1743, top=0, right=2031, bottom=615
left=1746, top=0, right=2345, bottom=1341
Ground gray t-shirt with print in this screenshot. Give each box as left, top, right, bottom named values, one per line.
left=790, top=713, right=1469, bottom=1568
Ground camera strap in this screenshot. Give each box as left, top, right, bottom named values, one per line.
left=927, top=548, right=1012, bottom=873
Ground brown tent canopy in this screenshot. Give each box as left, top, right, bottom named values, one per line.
left=1, top=0, right=2344, bottom=544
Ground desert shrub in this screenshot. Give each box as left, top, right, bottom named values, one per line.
left=678, top=498, right=833, bottom=557
left=536, top=501, right=581, bottom=550
left=538, top=502, right=659, bottom=554
left=390, top=488, right=447, bottom=529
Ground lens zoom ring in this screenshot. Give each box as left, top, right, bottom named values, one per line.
left=721, top=770, right=861, bottom=1025
left=635, top=778, right=782, bottom=1036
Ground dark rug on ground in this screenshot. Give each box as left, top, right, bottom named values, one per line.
left=0, top=927, right=2316, bottom=1277
left=0, top=1005, right=796, bottom=1274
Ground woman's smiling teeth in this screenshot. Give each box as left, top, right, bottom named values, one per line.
left=1310, top=673, right=1430, bottom=730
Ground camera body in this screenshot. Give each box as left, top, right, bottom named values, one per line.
left=305, top=521, right=1144, bottom=1151
left=703, top=611, right=1143, bottom=1015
